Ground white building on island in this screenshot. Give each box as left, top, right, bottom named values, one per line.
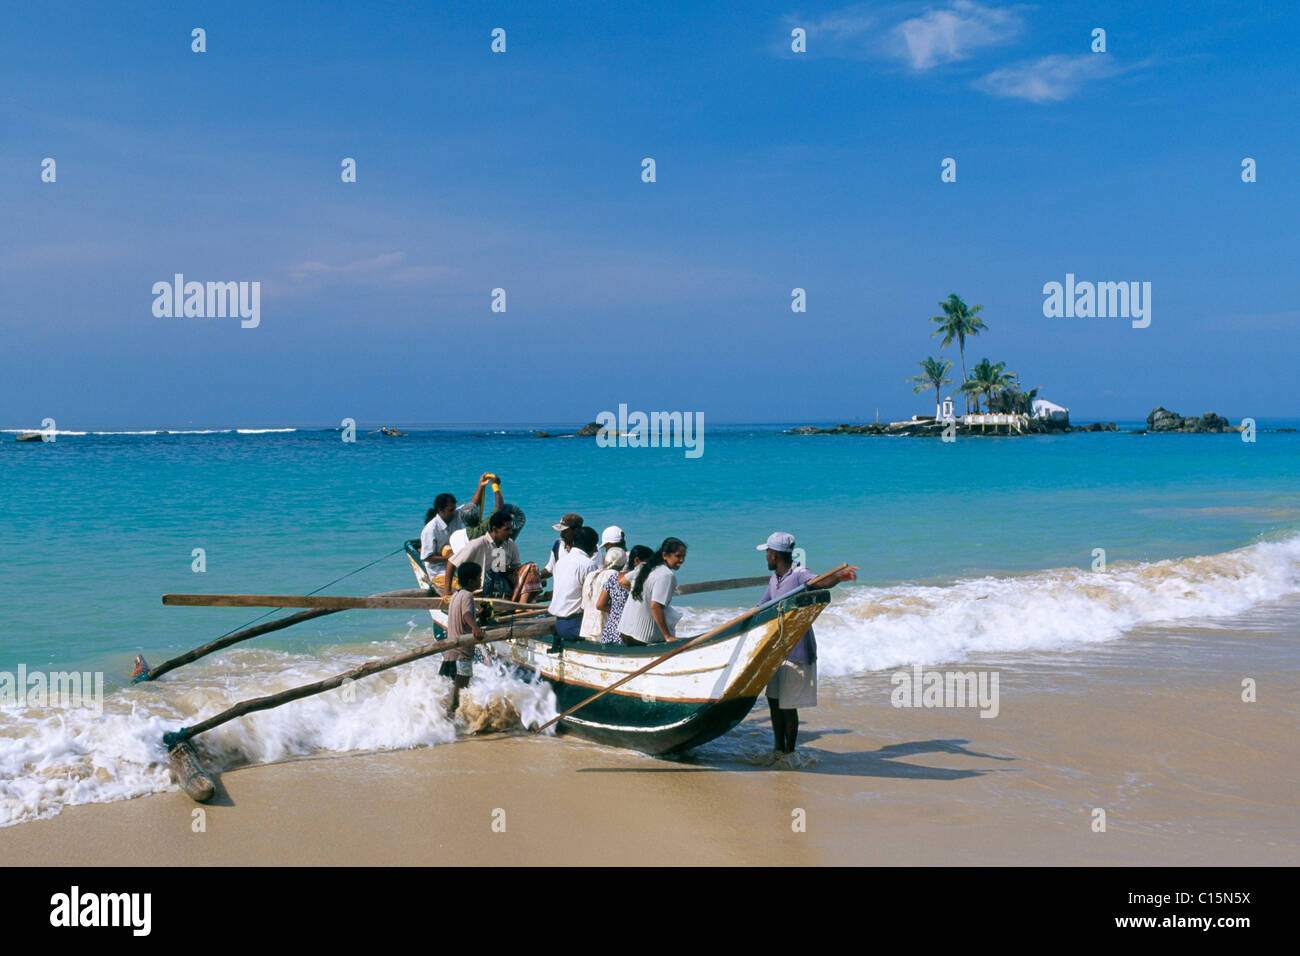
left=1031, top=398, right=1069, bottom=422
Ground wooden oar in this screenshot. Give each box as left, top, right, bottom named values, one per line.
left=162, top=592, right=557, bottom=611
left=476, top=595, right=552, bottom=611
left=139, top=588, right=434, bottom=682
left=162, top=617, right=557, bottom=754
left=677, top=575, right=770, bottom=596
left=164, top=593, right=455, bottom=610
left=533, top=563, right=848, bottom=733
left=488, top=606, right=551, bottom=622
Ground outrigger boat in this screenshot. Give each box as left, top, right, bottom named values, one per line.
left=150, top=544, right=844, bottom=801
left=403, top=541, right=832, bottom=755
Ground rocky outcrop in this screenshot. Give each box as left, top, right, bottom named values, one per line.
left=790, top=423, right=892, bottom=435
left=532, top=422, right=620, bottom=438
left=1145, top=407, right=1238, bottom=433
left=1071, top=422, right=1118, bottom=432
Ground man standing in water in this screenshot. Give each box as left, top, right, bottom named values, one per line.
left=756, top=532, right=857, bottom=757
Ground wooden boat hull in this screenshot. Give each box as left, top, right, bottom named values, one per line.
left=406, top=548, right=829, bottom=754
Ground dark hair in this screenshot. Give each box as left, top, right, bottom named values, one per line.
left=628, top=545, right=654, bottom=570
left=573, top=525, right=599, bottom=555
left=426, top=493, right=455, bottom=524
left=633, top=537, right=686, bottom=601
left=489, top=508, right=514, bottom=532
left=457, top=561, right=482, bottom=589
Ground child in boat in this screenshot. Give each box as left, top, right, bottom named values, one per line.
left=441, top=561, right=485, bottom=716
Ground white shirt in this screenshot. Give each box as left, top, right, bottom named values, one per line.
left=420, top=501, right=479, bottom=562
left=452, top=533, right=521, bottom=577
left=580, top=568, right=618, bottom=639
left=617, top=564, right=678, bottom=643
left=543, top=539, right=569, bottom=576
left=548, top=549, right=600, bottom=618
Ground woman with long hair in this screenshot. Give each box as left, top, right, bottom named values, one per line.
left=596, top=544, right=652, bottom=643
left=617, top=538, right=687, bottom=645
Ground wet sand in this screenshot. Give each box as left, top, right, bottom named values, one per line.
left=6, top=634, right=1297, bottom=866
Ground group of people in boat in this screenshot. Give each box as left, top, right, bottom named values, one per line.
left=418, top=472, right=857, bottom=753
left=419, top=473, right=688, bottom=646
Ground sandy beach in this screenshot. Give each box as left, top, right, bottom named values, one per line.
left=7, top=623, right=1296, bottom=867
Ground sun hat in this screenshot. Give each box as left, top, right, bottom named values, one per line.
left=552, top=513, right=584, bottom=531
left=755, top=531, right=796, bottom=553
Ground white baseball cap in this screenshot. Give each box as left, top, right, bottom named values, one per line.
left=756, top=531, right=796, bottom=553
left=601, top=525, right=625, bottom=546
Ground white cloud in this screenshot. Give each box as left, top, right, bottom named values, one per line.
left=806, top=5, right=878, bottom=42
left=789, top=2, right=1023, bottom=68
left=892, top=1, right=1024, bottom=69
left=974, top=54, right=1127, bottom=102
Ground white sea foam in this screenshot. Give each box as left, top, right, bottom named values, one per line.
left=678, top=533, right=1300, bottom=676
left=2, top=429, right=87, bottom=435
left=6, top=428, right=283, bottom=436
left=0, top=641, right=556, bottom=828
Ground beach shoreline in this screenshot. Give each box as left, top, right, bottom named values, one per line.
left=7, top=632, right=1295, bottom=867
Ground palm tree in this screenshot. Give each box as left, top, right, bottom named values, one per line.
left=906, top=357, right=953, bottom=418
left=961, top=358, right=1016, bottom=414
left=929, top=294, right=987, bottom=412
left=989, top=377, right=1040, bottom=415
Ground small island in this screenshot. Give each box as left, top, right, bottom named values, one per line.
left=785, top=294, right=1242, bottom=438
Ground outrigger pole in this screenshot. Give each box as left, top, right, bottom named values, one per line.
left=162, top=615, right=557, bottom=803
left=136, top=587, right=436, bottom=683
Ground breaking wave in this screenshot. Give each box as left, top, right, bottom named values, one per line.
left=681, top=533, right=1300, bottom=676
left=0, top=636, right=556, bottom=828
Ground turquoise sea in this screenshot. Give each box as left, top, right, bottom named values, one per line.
left=2, top=421, right=1299, bottom=824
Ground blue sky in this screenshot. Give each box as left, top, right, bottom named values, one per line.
left=1, top=0, right=1296, bottom=425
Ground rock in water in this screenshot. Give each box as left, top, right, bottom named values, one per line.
left=1146, top=407, right=1181, bottom=432
left=1146, top=407, right=1232, bottom=433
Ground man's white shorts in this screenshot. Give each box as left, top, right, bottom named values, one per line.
left=766, top=660, right=817, bottom=709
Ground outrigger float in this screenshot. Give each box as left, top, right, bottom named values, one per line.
left=147, top=545, right=845, bottom=802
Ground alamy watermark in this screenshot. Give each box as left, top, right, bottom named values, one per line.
left=1042, top=273, right=1150, bottom=329
left=890, top=664, right=999, bottom=718
left=1, top=665, right=104, bottom=715
left=152, top=274, right=260, bottom=328
left=50, top=886, right=150, bottom=936
left=595, top=404, right=704, bottom=459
